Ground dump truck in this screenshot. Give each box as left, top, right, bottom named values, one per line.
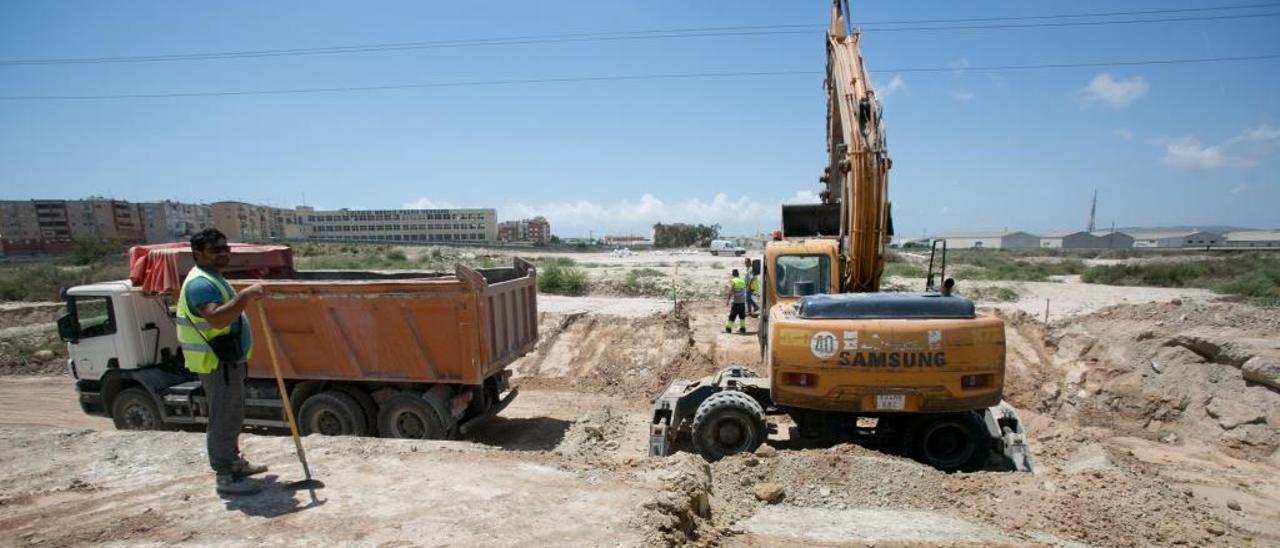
left=59, top=243, right=536, bottom=439
left=649, top=1, right=1032, bottom=473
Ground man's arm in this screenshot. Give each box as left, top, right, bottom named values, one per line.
left=197, top=284, right=264, bottom=329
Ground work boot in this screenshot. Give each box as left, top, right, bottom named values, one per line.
left=738, top=327, right=747, bottom=334
left=232, top=459, right=268, bottom=479
left=724, top=326, right=731, bottom=333
left=215, top=474, right=261, bottom=496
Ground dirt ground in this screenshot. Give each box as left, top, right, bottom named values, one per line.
left=1, top=252, right=1277, bottom=546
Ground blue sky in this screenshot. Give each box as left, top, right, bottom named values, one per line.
left=1, top=1, right=1277, bottom=238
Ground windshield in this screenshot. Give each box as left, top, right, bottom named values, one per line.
left=774, top=255, right=830, bottom=297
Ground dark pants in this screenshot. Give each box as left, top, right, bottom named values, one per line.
left=746, top=293, right=758, bottom=314
left=199, top=361, right=245, bottom=476
left=727, top=303, right=747, bottom=324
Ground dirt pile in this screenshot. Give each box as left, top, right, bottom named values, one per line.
left=556, top=407, right=629, bottom=456
left=512, top=306, right=729, bottom=403
left=0, top=302, right=65, bottom=376
left=998, top=301, right=1280, bottom=459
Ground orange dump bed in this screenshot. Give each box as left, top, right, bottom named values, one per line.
left=232, top=260, right=537, bottom=386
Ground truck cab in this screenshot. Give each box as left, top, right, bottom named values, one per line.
left=58, top=282, right=192, bottom=428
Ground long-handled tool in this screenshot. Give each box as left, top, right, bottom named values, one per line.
left=256, top=301, right=325, bottom=491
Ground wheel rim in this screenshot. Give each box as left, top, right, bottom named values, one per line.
left=314, top=410, right=344, bottom=436
left=922, top=422, right=974, bottom=469
left=709, top=415, right=752, bottom=454
left=394, top=410, right=427, bottom=438
left=123, top=402, right=155, bottom=430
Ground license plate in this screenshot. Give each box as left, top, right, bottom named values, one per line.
left=876, top=394, right=906, bottom=411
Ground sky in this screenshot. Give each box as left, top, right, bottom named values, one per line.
left=1, top=1, right=1278, bottom=238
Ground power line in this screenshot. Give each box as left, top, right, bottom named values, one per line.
left=3, top=54, right=1276, bottom=101
left=2, top=6, right=1277, bottom=66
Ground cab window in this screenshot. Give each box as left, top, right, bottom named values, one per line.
left=774, top=255, right=830, bottom=296
left=73, top=296, right=116, bottom=338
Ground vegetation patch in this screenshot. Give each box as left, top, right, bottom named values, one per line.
left=538, top=259, right=588, bottom=295
left=947, top=251, right=1084, bottom=282
left=0, top=260, right=130, bottom=302
left=960, top=284, right=1023, bottom=303
left=1082, top=253, right=1280, bottom=306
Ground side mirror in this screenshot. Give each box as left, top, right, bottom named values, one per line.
left=751, top=259, right=761, bottom=276
left=57, top=314, right=79, bottom=343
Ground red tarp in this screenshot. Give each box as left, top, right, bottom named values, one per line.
left=128, top=243, right=295, bottom=297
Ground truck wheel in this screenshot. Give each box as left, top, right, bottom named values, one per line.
left=905, top=413, right=988, bottom=473
left=332, top=385, right=379, bottom=435
left=378, top=393, right=448, bottom=439
left=690, top=391, right=767, bottom=461
left=111, top=387, right=165, bottom=431
left=299, top=391, right=367, bottom=436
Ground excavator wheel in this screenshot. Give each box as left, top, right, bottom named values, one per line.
left=904, top=412, right=988, bottom=473
left=690, top=390, right=767, bottom=461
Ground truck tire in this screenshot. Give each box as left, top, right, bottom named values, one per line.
left=332, top=384, right=379, bottom=435
left=299, top=390, right=368, bottom=436
left=690, top=390, right=767, bottom=461
left=111, top=387, right=166, bottom=431
left=904, top=412, right=988, bottom=473
left=378, top=393, right=448, bottom=440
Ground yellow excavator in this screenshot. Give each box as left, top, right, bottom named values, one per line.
left=649, top=1, right=1032, bottom=473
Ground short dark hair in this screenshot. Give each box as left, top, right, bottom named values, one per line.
left=191, top=228, right=227, bottom=252
left=731, top=269, right=740, bottom=276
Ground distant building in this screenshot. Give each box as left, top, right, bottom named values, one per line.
left=497, top=216, right=551, bottom=244
left=140, top=201, right=212, bottom=243
left=933, top=231, right=1039, bottom=250
left=1038, top=231, right=1098, bottom=249
left=1224, top=230, right=1280, bottom=248
left=1129, top=230, right=1223, bottom=248
left=604, top=235, right=654, bottom=248
left=1090, top=231, right=1135, bottom=249
left=210, top=201, right=274, bottom=240
left=298, top=206, right=496, bottom=244
left=0, top=198, right=144, bottom=256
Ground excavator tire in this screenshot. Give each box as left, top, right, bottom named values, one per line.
left=904, top=412, right=988, bottom=473
left=690, top=390, right=767, bottom=461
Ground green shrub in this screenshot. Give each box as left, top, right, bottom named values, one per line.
left=961, top=285, right=1022, bottom=302
left=883, top=263, right=926, bottom=278
left=538, top=262, right=588, bottom=295
left=0, top=260, right=130, bottom=301
left=1082, top=253, right=1279, bottom=306
left=385, top=249, right=407, bottom=262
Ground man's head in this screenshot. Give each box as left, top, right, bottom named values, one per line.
left=731, top=269, right=740, bottom=278
left=744, top=257, right=751, bottom=267
left=191, top=228, right=230, bottom=271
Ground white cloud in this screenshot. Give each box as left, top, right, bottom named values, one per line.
left=949, top=91, right=974, bottom=103
left=503, top=193, right=795, bottom=235
left=1159, top=137, right=1227, bottom=171
left=877, top=74, right=906, bottom=98
left=1157, top=124, right=1280, bottom=171
left=402, top=197, right=457, bottom=209
left=1112, top=128, right=1134, bottom=141
left=948, top=57, right=969, bottom=78
left=1082, top=73, right=1149, bottom=109
left=783, top=190, right=821, bottom=204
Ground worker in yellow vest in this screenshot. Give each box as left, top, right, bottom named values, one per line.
left=725, top=269, right=748, bottom=334
left=176, top=228, right=267, bottom=496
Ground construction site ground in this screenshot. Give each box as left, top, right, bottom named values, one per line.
left=1, top=250, right=1278, bottom=546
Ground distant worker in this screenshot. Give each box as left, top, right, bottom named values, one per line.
left=725, top=268, right=748, bottom=334
left=177, top=228, right=268, bottom=496
left=743, top=257, right=760, bottom=317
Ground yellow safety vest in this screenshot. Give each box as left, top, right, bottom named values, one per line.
left=175, top=267, right=254, bottom=374
left=731, top=277, right=747, bottom=302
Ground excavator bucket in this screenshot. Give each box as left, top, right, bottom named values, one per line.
left=781, top=203, right=841, bottom=238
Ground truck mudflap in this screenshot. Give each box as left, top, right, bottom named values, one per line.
left=458, top=387, right=519, bottom=436
left=981, top=400, right=1035, bottom=473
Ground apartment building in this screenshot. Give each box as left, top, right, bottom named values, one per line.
left=497, top=216, right=552, bottom=243
left=0, top=199, right=144, bottom=256
left=299, top=207, right=496, bottom=243
left=140, top=201, right=212, bottom=243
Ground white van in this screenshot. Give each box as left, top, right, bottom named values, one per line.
left=708, top=239, right=746, bottom=256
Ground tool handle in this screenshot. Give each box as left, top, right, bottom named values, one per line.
left=256, top=300, right=313, bottom=479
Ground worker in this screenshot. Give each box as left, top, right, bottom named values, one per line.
left=743, top=257, right=759, bottom=317
left=725, top=268, right=748, bottom=334
left=177, top=228, right=268, bottom=496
